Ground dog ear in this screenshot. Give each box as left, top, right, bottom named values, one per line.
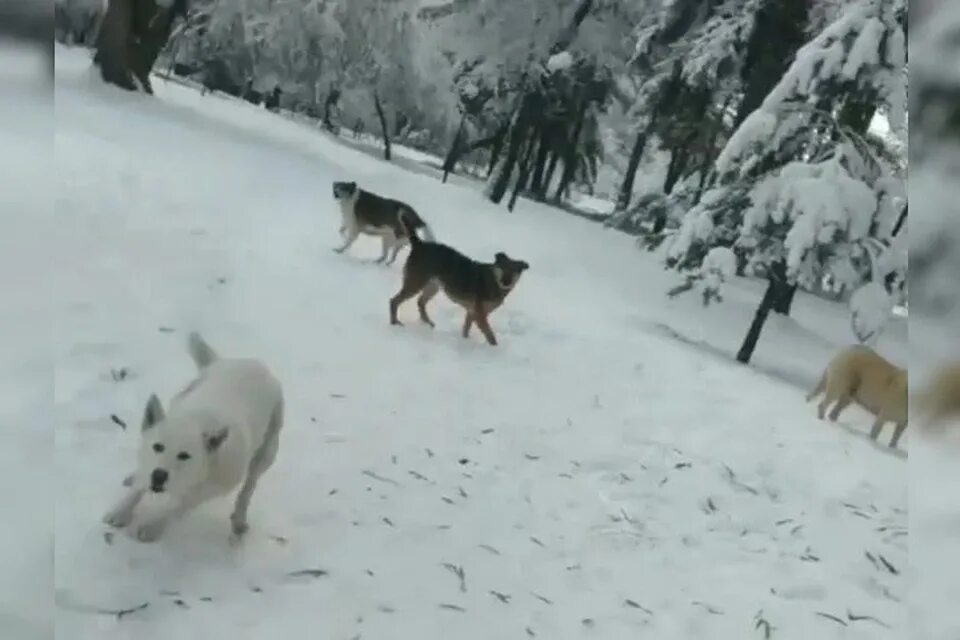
left=494, top=252, right=507, bottom=263
left=142, top=394, right=164, bottom=431
left=204, top=427, right=229, bottom=453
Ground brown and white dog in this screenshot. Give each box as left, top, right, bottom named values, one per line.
left=389, top=214, right=529, bottom=346
left=806, top=345, right=908, bottom=448
left=332, top=181, right=435, bottom=264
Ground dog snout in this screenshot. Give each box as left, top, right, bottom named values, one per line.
left=150, top=468, right=169, bottom=491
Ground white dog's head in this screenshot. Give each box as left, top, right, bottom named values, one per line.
left=135, top=394, right=229, bottom=497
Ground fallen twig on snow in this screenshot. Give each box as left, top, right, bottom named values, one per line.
left=490, top=590, right=511, bottom=604
left=362, top=470, right=400, bottom=486
left=286, top=569, right=329, bottom=579
left=441, top=563, right=467, bottom=593
left=815, top=612, right=848, bottom=626
left=110, top=414, right=127, bottom=430
left=754, top=610, right=774, bottom=638
left=624, top=599, right=653, bottom=615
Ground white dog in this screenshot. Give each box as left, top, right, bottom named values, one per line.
left=103, top=333, right=284, bottom=543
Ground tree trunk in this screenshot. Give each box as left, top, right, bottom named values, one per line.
left=552, top=102, right=587, bottom=202
left=94, top=0, right=184, bottom=94
left=374, top=90, right=391, bottom=161
left=508, top=139, right=538, bottom=212
left=486, top=124, right=509, bottom=177
left=489, top=101, right=533, bottom=204
left=616, top=126, right=648, bottom=211
left=892, top=203, right=906, bottom=236
left=772, top=284, right=797, bottom=315
left=529, top=127, right=552, bottom=200
left=736, top=260, right=791, bottom=364
left=543, top=151, right=561, bottom=194
left=663, top=144, right=690, bottom=195
left=442, top=114, right=467, bottom=183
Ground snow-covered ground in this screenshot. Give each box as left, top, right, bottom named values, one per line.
left=8, top=46, right=915, bottom=639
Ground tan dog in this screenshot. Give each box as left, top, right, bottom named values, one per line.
left=917, top=362, right=960, bottom=428
left=806, top=345, right=908, bottom=448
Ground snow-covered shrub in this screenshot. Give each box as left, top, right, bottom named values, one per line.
left=849, top=280, right=892, bottom=344
left=700, top=246, right=737, bottom=305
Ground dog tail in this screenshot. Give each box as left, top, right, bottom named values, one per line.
left=806, top=371, right=826, bottom=402
left=400, top=209, right=425, bottom=248
left=187, top=332, right=218, bottom=369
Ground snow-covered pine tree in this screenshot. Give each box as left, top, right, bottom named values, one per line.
left=660, top=0, right=906, bottom=363
left=611, top=0, right=771, bottom=220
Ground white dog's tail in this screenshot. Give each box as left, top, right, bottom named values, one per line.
left=188, top=332, right=218, bottom=369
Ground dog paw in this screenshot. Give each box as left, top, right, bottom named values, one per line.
left=229, top=519, right=249, bottom=546
left=135, top=521, right=165, bottom=543
left=102, top=510, right=133, bottom=529
left=122, top=474, right=135, bottom=487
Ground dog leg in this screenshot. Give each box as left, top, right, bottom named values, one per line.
left=868, top=416, right=886, bottom=442
left=889, top=421, right=907, bottom=448
left=417, top=280, right=440, bottom=328
left=472, top=310, right=498, bottom=346
left=462, top=313, right=474, bottom=338
left=376, top=235, right=392, bottom=264
left=387, top=236, right=407, bottom=266
left=827, top=393, right=853, bottom=421
left=102, top=487, right=145, bottom=528
left=334, top=226, right=360, bottom=254
left=230, top=400, right=283, bottom=542
left=390, top=273, right=429, bottom=326
left=134, top=498, right=191, bottom=543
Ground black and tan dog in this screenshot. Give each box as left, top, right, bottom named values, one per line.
left=332, top=181, right=435, bottom=264
left=389, top=215, right=529, bottom=346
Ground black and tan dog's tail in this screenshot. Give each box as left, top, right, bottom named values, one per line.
left=400, top=209, right=431, bottom=247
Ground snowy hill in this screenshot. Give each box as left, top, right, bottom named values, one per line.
left=16, top=46, right=909, bottom=639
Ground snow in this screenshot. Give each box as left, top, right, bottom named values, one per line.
left=26, top=45, right=913, bottom=639
left=848, top=282, right=891, bottom=345
left=546, top=51, right=573, bottom=72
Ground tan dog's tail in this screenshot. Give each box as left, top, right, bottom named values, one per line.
left=806, top=371, right=826, bottom=402
left=187, top=332, right=218, bottom=369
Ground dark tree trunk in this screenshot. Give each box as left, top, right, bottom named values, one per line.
left=552, top=102, right=587, bottom=202
left=892, top=203, right=907, bottom=236
left=486, top=124, right=509, bottom=178
left=323, top=89, right=340, bottom=132
left=663, top=145, right=690, bottom=195
left=543, top=151, right=561, bottom=194
left=529, top=127, right=552, bottom=200
left=736, top=260, right=792, bottom=363
left=373, top=90, right=391, bottom=161
left=772, top=284, right=797, bottom=315
left=94, top=0, right=185, bottom=94
left=616, top=127, right=649, bottom=211
left=489, top=100, right=533, bottom=204
left=508, top=139, right=538, bottom=212
left=442, top=114, right=467, bottom=183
